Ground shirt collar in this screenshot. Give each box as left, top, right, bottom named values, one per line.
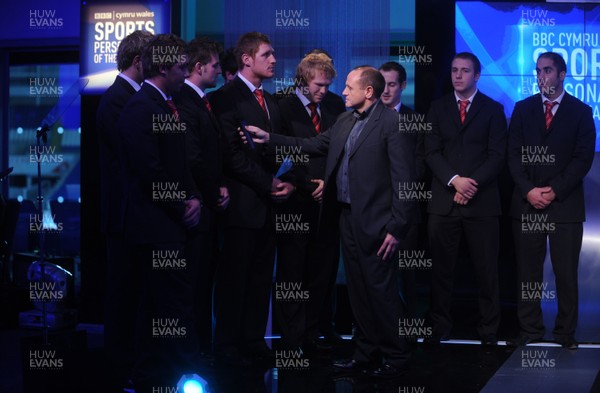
left=118, top=73, right=141, bottom=92
left=541, top=89, right=565, bottom=104
left=295, top=87, right=313, bottom=107
left=238, top=72, right=263, bottom=93
left=454, top=89, right=478, bottom=104
left=354, top=99, right=379, bottom=120
left=144, top=80, right=169, bottom=101
left=184, top=79, right=206, bottom=99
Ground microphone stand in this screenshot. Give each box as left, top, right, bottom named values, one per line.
left=30, top=78, right=87, bottom=345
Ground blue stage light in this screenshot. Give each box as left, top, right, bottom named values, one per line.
left=177, top=374, right=209, bottom=393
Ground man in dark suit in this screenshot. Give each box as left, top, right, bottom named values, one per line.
left=506, top=52, right=595, bottom=350
left=173, top=37, right=230, bottom=357
left=248, top=66, right=417, bottom=378
left=95, top=29, right=152, bottom=389
left=210, top=32, right=295, bottom=365
left=379, top=61, right=425, bottom=322
left=117, top=34, right=201, bottom=391
left=425, top=52, right=506, bottom=346
left=273, top=52, right=345, bottom=352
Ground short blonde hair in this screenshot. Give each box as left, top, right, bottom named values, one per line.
left=295, top=53, right=336, bottom=86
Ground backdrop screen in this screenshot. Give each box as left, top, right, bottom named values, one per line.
left=456, top=2, right=600, bottom=150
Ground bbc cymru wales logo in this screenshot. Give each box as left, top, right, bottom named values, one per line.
left=398, top=318, right=432, bottom=338
left=521, top=349, right=556, bottom=368
left=151, top=46, right=187, bottom=65
left=398, top=250, right=432, bottom=270
left=521, top=146, right=555, bottom=165
left=398, top=182, right=432, bottom=202
left=29, top=78, right=63, bottom=97
left=29, top=145, right=64, bottom=165
left=521, top=282, right=556, bottom=301
left=29, top=349, right=64, bottom=370
left=275, top=9, right=309, bottom=29
left=521, top=9, right=555, bottom=26
left=521, top=214, right=556, bottom=234
left=398, top=46, right=432, bottom=65
left=275, top=213, right=310, bottom=234
left=29, top=9, right=63, bottom=29
left=275, top=146, right=309, bottom=166
left=152, top=113, right=186, bottom=134
left=152, top=249, right=187, bottom=270
left=29, top=281, right=65, bottom=302
left=399, top=113, right=432, bottom=134
left=152, top=182, right=187, bottom=202
left=275, top=349, right=309, bottom=369
left=274, top=282, right=309, bottom=302
left=152, top=318, right=187, bottom=338
left=29, top=213, right=63, bottom=233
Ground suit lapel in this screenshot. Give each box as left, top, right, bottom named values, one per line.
left=186, top=85, right=220, bottom=133
left=445, top=95, right=462, bottom=131
left=547, top=92, right=570, bottom=134
left=530, top=94, right=547, bottom=136
left=461, top=92, right=483, bottom=130
left=349, top=103, right=382, bottom=158
left=329, top=114, right=356, bottom=163
left=143, top=84, right=170, bottom=114
left=233, top=76, right=270, bottom=126
left=290, top=97, right=319, bottom=135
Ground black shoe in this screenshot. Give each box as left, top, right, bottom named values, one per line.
left=366, top=363, right=409, bottom=379
left=333, top=359, right=372, bottom=373
left=505, top=333, right=540, bottom=347
left=481, top=334, right=498, bottom=347
left=555, top=336, right=578, bottom=350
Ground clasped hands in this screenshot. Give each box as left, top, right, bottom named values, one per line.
left=526, top=186, right=555, bottom=210
left=451, top=176, right=478, bottom=205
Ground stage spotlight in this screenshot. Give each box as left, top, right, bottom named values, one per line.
left=177, top=374, right=210, bottom=393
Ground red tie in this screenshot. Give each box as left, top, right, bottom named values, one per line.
left=544, top=100, right=558, bottom=129
left=202, top=96, right=212, bottom=113
left=166, top=99, right=180, bottom=122
left=308, top=102, right=321, bottom=133
left=254, top=89, right=268, bottom=116
left=458, top=100, right=469, bottom=124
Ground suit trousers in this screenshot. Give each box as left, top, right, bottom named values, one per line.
left=340, top=207, right=410, bottom=366
left=214, top=222, right=276, bottom=353
left=131, top=242, right=198, bottom=390
left=274, top=205, right=340, bottom=346
left=428, top=212, right=500, bottom=337
left=104, top=235, right=139, bottom=387
left=512, top=220, right=582, bottom=339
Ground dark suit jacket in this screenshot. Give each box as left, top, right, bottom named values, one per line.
left=210, top=75, right=290, bottom=229
left=425, top=91, right=507, bottom=217
left=96, top=75, right=136, bottom=235
left=507, top=92, right=595, bottom=222
left=276, top=92, right=345, bottom=202
left=174, top=83, right=224, bottom=231
left=117, top=83, right=198, bottom=244
left=271, top=101, right=416, bottom=253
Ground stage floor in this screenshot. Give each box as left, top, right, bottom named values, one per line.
left=2, top=325, right=600, bottom=393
